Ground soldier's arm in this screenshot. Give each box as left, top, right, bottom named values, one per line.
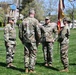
left=65, top=27, right=70, bottom=39
left=53, top=25, right=58, bottom=41
left=39, top=25, right=45, bottom=33
left=35, top=20, right=41, bottom=45
left=4, top=25, right=9, bottom=42
left=19, top=21, right=25, bottom=44
left=19, top=23, right=23, bottom=41
left=35, top=20, right=41, bottom=39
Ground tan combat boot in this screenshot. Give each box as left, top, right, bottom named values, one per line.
left=25, top=68, right=29, bottom=73
left=29, top=70, right=36, bottom=73
left=60, top=68, right=69, bottom=72
left=48, top=64, right=52, bottom=67
left=45, top=63, right=48, bottom=67
left=7, top=63, right=16, bottom=68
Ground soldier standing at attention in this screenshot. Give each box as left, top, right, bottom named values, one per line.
left=58, top=18, right=70, bottom=72
left=19, top=9, right=41, bottom=73
left=4, top=17, right=16, bottom=68
left=40, top=16, right=58, bottom=67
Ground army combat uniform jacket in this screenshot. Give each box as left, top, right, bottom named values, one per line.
left=40, top=22, right=58, bottom=42
left=4, top=24, right=16, bottom=45
left=58, top=24, right=70, bottom=44
left=19, top=16, right=41, bottom=44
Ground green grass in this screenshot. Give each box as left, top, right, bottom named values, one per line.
left=0, top=28, right=76, bottom=75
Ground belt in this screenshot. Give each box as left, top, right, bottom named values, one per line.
left=9, top=38, right=16, bottom=41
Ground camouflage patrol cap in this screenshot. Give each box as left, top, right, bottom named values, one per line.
left=9, top=17, right=15, bottom=21
left=63, top=17, right=71, bottom=23
left=45, top=16, right=50, bottom=20
left=29, top=8, right=35, bottom=14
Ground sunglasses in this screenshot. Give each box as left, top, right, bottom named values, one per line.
left=45, top=19, right=49, bottom=20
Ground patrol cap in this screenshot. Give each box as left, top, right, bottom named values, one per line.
left=63, top=17, right=71, bottom=23
left=45, top=16, right=50, bottom=20
left=29, top=8, right=35, bottom=14
left=9, top=17, right=15, bottom=21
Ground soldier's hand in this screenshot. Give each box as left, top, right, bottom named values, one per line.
left=52, top=39, right=55, bottom=43
left=7, top=43, right=10, bottom=46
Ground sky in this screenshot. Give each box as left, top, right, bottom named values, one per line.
left=43, top=0, right=76, bottom=15
left=44, top=0, right=76, bottom=9
left=0, top=0, right=76, bottom=7
left=0, top=0, right=13, bottom=4
left=0, top=0, right=76, bottom=12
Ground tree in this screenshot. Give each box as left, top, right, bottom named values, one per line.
left=21, top=0, right=34, bottom=9
left=0, top=2, right=9, bottom=14
left=66, top=0, right=76, bottom=28
left=21, top=0, right=44, bottom=21
left=33, top=0, right=44, bottom=20
left=0, top=8, right=5, bottom=26
left=43, top=0, right=58, bottom=22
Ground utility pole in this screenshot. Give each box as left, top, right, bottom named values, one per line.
left=19, top=0, right=20, bottom=18
left=18, top=0, right=22, bottom=19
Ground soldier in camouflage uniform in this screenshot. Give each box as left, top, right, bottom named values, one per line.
left=4, top=17, right=16, bottom=68
left=58, top=18, right=70, bottom=72
left=40, top=17, right=58, bottom=67
left=19, top=9, right=41, bottom=73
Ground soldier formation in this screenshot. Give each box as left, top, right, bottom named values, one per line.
left=4, top=9, right=71, bottom=73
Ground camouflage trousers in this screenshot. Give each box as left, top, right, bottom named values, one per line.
left=60, top=39, right=69, bottom=69
left=5, top=43, right=16, bottom=64
left=42, top=42, right=53, bottom=64
left=24, top=42, right=37, bottom=70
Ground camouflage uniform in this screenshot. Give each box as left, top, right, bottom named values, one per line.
left=58, top=22, right=70, bottom=69
left=40, top=22, right=58, bottom=65
left=4, top=23, right=16, bottom=64
left=20, top=16, right=41, bottom=71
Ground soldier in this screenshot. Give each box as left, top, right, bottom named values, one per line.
left=58, top=18, right=71, bottom=72
left=4, top=17, right=16, bottom=68
left=19, top=9, right=41, bottom=73
left=40, top=16, right=58, bottom=67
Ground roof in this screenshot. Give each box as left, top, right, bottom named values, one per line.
left=10, top=4, right=16, bottom=10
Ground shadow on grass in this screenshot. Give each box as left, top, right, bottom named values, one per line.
left=36, top=62, right=44, bottom=66
left=0, top=62, right=24, bottom=72
left=69, top=63, right=76, bottom=66
left=0, top=62, right=6, bottom=67
left=36, top=62, right=59, bottom=71
left=9, top=67, right=24, bottom=72
left=45, top=66, right=59, bottom=71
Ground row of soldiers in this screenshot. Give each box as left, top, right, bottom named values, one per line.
left=4, top=9, right=70, bottom=73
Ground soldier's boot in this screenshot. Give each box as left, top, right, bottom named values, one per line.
left=48, top=64, right=52, bottom=67
left=7, top=63, right=16, bottom=68
left=45, top=63, right=48, bottom=67
left=29, top=70, right=36, bottom=73
left=25, top=68, right=29, bottom=73
left=60, top=68, right=69, bottom=72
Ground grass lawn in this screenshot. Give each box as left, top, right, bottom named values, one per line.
left=0, top=28, right=76, bottom=75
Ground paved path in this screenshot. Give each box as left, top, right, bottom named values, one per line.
left=0, top=28, right=4, bottom=30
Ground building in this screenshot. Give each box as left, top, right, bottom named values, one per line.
left=70, top=20, right=76, bottom=28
